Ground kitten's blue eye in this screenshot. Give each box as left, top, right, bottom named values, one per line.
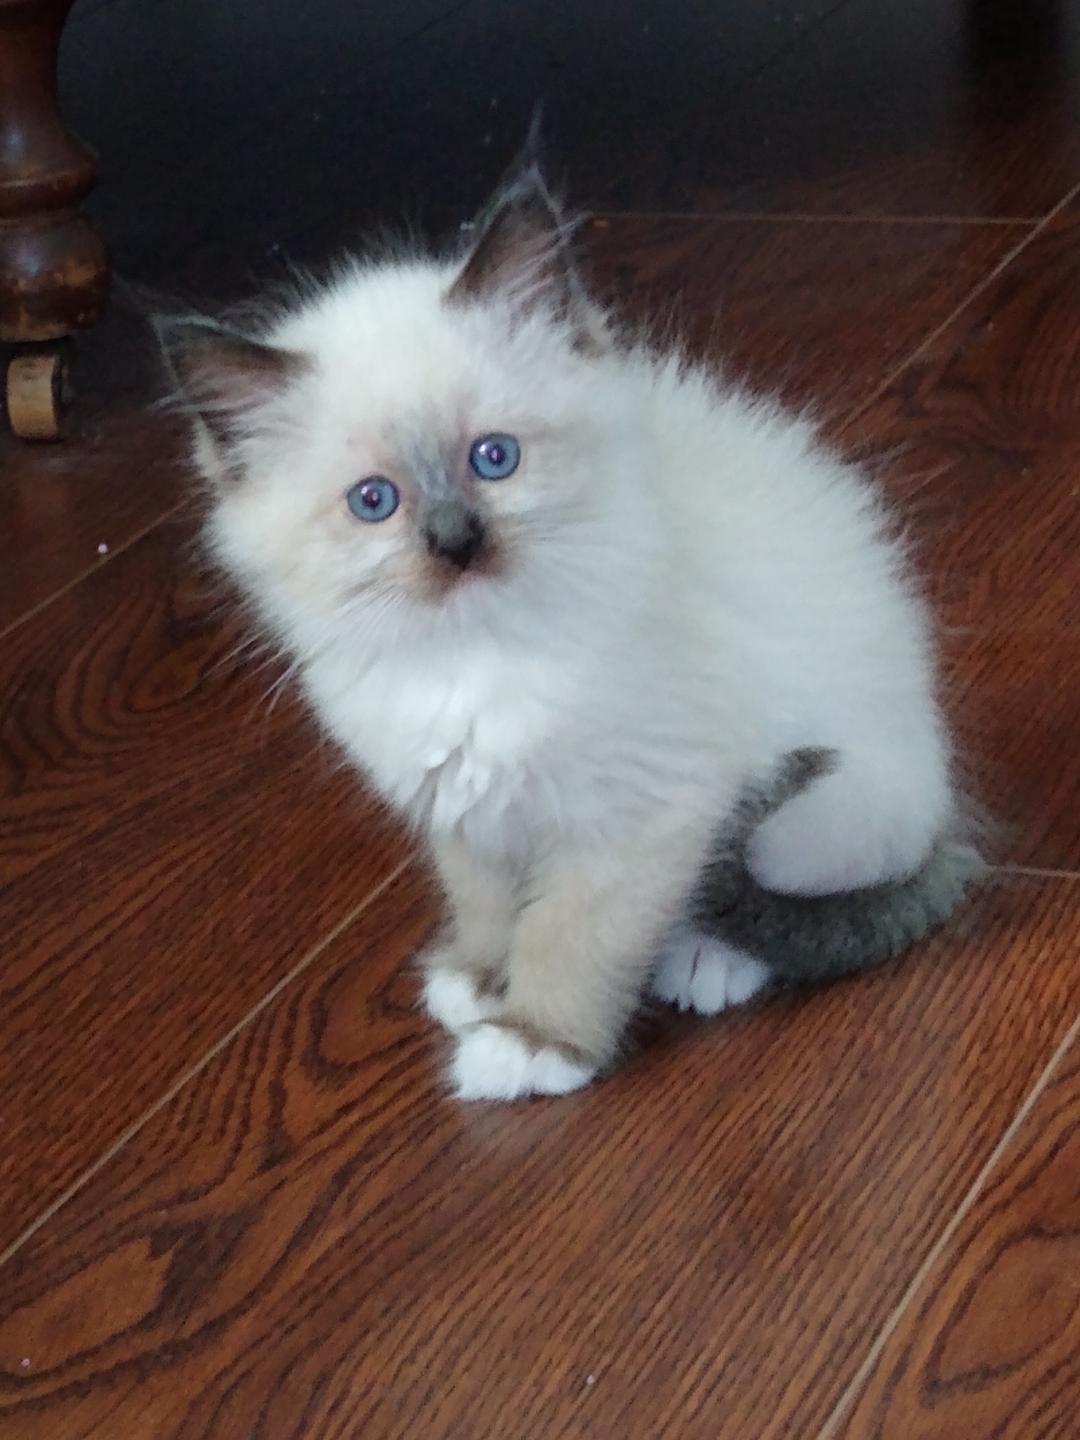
left=469, top=433, right=520, bottom=481
left=346, top=476, right=399, bottom=522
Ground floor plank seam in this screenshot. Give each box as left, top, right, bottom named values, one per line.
left=0, top=497, right=189, bottom=644
left=814, top=999, right=1080, bottom=1440
left=0, top=854, right=414, bottom=1273
left=990, top=864, right=1080, bottom=881
left=838, top=177, right=1080, bottom=440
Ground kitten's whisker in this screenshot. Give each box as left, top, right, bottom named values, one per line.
left=207, top=631, right=273, bottom=679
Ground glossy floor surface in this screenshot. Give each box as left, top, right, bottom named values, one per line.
left=2, top=2, right=1079, bottom=1437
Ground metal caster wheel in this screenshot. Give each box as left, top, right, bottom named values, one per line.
left=5, top=349, right=69, bottom=441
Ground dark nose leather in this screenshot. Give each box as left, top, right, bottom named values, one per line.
left=424, top=500, right=486, bottom=569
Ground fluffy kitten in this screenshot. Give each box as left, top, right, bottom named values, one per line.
left=161, top=153, right=977, bottom=1101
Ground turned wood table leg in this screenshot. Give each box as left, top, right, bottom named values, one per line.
left=0, top=0, right=109, bottom=439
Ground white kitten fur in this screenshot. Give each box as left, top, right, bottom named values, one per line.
left=206, top=264, right=947, bottom=851
left=188, top=231, right=952, bottom=1098
left=422, top=968, right=498, bottom=1030
left=452, top=1024, right=596, bottom=1101
left=651, top=929, right=772, bottom=1013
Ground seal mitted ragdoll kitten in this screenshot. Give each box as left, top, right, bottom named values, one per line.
left=161, top=151, right=981, bottom=1101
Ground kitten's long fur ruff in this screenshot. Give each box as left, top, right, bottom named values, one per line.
left=162, top=144, right=981, bottom=1101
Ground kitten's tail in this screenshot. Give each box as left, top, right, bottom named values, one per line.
left=699, top=748, right=987, bottom=987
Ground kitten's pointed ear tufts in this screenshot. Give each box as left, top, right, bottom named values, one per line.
left=450, top=162, right=567, bottom=305
left=155, top=315, right=308, bottom=444
left=518, top=102, right=547, bottom=176
left=448, top=140, right=607, bottom=348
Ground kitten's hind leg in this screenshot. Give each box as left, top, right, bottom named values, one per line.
left=651, top=928, right=772, bottom=1015
left=747, top=738, right=950, bottom=896
left=419, top=833, right=515, bottom=1032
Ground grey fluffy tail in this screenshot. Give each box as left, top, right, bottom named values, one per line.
left=698, top=748, right=986, bottom=988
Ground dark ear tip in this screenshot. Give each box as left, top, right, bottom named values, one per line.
left=495, top=109, right=558, bottom=213
left=521, top=104, right=546, bottom=170
left=151, top=313, right=180, bottom=354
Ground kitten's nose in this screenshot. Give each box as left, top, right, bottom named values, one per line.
left=423, top=500, right=486, bottom=570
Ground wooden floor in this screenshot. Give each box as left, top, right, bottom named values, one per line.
left=2, top=3, right=1079, bottom=1436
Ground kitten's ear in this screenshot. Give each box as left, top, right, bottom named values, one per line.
left=449, top=137, right=607, bottom=349
left=156, top=316, right=308, bottom=448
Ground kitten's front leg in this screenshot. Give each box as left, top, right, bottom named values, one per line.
left=419, top=831, right=517, bottom=1032
left=451, top=819, right=706, bottom=1101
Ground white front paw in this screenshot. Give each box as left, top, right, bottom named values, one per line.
left=452, top=1023, right=596, bottom=1101
left=651, top=930, right=771, bottom=1015
left=422, top=968, right=499, bottom=1031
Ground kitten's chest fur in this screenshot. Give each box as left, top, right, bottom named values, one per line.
left=304, top=642, right=573, bottom=840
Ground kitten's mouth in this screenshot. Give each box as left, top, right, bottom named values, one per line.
left=424, top=544, right=502, bottom=597
left=421, top=504, right=502, bottom=595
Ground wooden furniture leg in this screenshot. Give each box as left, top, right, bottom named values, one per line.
left=0, top=0, right=108, bottom=440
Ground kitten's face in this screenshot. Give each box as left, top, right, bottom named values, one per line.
left=216, top=277, right=615, bottom=624
left=166, top=164, right=640, bottom=650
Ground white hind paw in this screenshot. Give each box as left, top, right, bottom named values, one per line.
left=651, top=930, right=771, bottom=1015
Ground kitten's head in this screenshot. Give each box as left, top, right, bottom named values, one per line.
left=161, top=156, right=650, bottom=656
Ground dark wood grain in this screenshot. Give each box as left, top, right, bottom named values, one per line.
left=0, top=873, right=1075, bottom=1439
left=942, top=625, right=1080, bottom=877
left=842, top=213, right=1080, bottom=490
left=831, top=1031, right=1080, bottom=1439
left=838, top=215, right=1080, bottom=869
left=0, top=299, right=185, bottom=631
left=0, top=413, right=182, bottom=631
left=583, top=214, right=1027, bottom=418
left=0, top=514, right=410, bottom=1248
